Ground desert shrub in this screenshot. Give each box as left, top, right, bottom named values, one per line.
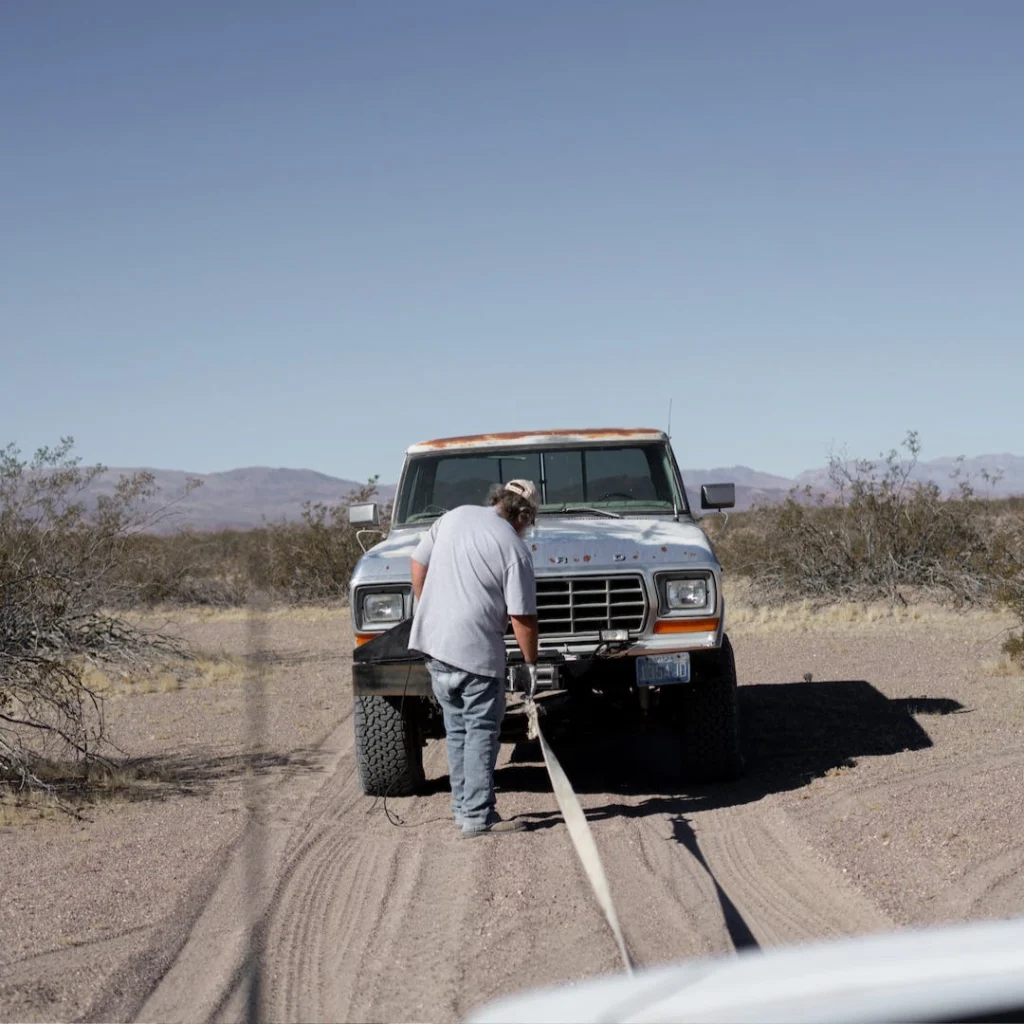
left=1001, top=601, right=1024, bottom=665
left=106, top=478, right=388, bottom=607
left=711, top=432, right=1023, bottom=609
left=118, top=530, right=254, bottom=607
left=257, top=478, right=388, bottom=602
left=0, top=440, right=186, bottom=791
left=991, top=497, right=1024, bottom=665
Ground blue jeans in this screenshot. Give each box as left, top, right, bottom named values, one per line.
left=426, top=659, right=505, bottom=831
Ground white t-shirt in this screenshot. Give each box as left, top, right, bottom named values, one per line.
left=408, top=505, right=537, bottom=678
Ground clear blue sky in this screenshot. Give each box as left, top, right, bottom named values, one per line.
left=3, top=1, right=1022, bottom=483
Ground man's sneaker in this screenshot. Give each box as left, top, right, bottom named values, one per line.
left=461, top=818, right=527, bottom=838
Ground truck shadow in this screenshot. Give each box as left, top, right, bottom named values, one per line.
left=492, top=679, right=968, bottom=814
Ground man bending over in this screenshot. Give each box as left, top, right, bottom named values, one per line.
left=409, top=479, right=539, bottom=837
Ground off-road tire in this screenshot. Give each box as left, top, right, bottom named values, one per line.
left=677, top=634, right=743, bottom=782
left=354, top=695, right=425, bottom=796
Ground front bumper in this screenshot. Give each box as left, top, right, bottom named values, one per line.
left=351, top=624, right=723, bottom=697
left=353, top=660, right=433, bottom=697
left=350, top=659, right=561, bottom=697
left=531, top=627, right=722, bottom=661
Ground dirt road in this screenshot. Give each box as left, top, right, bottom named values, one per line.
left=138, top=698, right=891, bottom=1024
left=3, top=605, right=1023, bottom=1023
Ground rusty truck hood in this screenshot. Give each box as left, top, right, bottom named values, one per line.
left=350, top=516, right=715, bottom=588
left=523, top=516, right=713, bottom=573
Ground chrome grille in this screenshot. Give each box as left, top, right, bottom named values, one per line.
left=523, top=575, right=647, bottom=637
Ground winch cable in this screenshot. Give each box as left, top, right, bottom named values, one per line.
left=524, top=693, right=635, bottom=975
left=373, top=665, right=448, bottom=829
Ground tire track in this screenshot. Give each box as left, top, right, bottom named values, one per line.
left=685, top=802, right=892, bottom=945
left=551, top=790, right=892, bottom=972
left=134, top=708, right=358, bottom=1024
left=137, top=722, right=900, bottom=1024
left=245, top=719, right=477, bottom=1022
left=577, top=809, right=734, bottom=963
left=961, top=848, right=1024, bottom=918
left=250, top=738, right=638, bottom=1023
left=209, top=736, right=377, bottom=1024
left=818, top=749, right=1024, bottom=820
left=799, top=748, right=1024, bottom=926
left=257, top=732, right=393, bottom=1022
left=267, top=836, right=395, bottom=1021
left=273, top=832, right=359, bottom=1018
left=346, top=842, right=470, bottom=1022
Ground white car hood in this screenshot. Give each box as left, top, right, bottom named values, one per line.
left=466, top=915, right=1024, bottom=1023
left=351, top=517, right=716, bottom=587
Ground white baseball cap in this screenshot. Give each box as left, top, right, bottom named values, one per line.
left=505, top=479, right=540, bottom=509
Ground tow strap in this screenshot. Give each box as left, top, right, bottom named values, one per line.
left=525, top=698, right=634, bottom=975
left=357, top=623, right=634, bottom=971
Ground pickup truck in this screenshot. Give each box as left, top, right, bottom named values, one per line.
left=347, top=428, right=739, bottom=796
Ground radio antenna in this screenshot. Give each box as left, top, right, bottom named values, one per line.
left=666, top=398, right=673, bottom=439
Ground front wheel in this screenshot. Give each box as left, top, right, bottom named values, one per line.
left=354, top=695, right=425, bottom=796
left=674, top=635, right=743, bottom=782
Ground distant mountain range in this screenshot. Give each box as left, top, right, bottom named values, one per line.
left=686, top=455, right=1024, bottom=512
left=83, top=466, right=396, bottom=533
left=87, top=454, right=1024, bottom=533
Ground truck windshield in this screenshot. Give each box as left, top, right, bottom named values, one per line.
left=395, top=445, right=686, bottom=524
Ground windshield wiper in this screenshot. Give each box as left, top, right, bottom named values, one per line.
left=542, top=505, right=623, bottom=519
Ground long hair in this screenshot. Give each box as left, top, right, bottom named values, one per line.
left=486, top=483, right=536, bottom=531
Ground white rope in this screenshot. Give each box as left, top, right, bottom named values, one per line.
left=526, top=700, right=634, bottom=974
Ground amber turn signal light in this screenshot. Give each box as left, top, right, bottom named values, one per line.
left=652, top=617, right=720, bottom=634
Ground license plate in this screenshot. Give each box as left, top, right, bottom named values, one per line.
left=636, top=652, right=691, bottom=686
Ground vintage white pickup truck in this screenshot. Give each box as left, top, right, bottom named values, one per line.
left=347, top=428, right=739, bottom=796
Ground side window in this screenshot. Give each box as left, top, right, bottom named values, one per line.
left=395, top=460, right=432, bottom=521
left=404, top=461, right=434, bottom=519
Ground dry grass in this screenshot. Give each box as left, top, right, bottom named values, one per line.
left=979, top=653, right=1024, bottom=678
left=81, top=650, right=251, bottom=697
left=0, top=790, right=64, bottom=826
left=1, top=750, right=269, bottom=818
left=723, top=576, right=1017, bottom=635
left=0, top=755, right=160, bottom=820
left=122, top=602, right=349, bottom=626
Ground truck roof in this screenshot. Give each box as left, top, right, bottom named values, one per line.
left=406, top=428, right=668, bottom=455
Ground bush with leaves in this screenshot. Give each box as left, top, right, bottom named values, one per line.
left=0, top=439, right=188, bottom=790
left=258, top=478, right=388, bottom=602
left=713, top=432, right=1023, bottom=610
left=120, top=529, right=253, bottom=607
left=80, top=478, right=388, bottom=609
left=990, top=496, right=1024, bottom=666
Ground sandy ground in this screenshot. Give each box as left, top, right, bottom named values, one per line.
left=1, top=600, right=1023, bottom=1023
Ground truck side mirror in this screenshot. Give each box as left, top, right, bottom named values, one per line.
left=700, top=483, right=735, bottom=510
left=348, top=502, right=380, bottom=526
